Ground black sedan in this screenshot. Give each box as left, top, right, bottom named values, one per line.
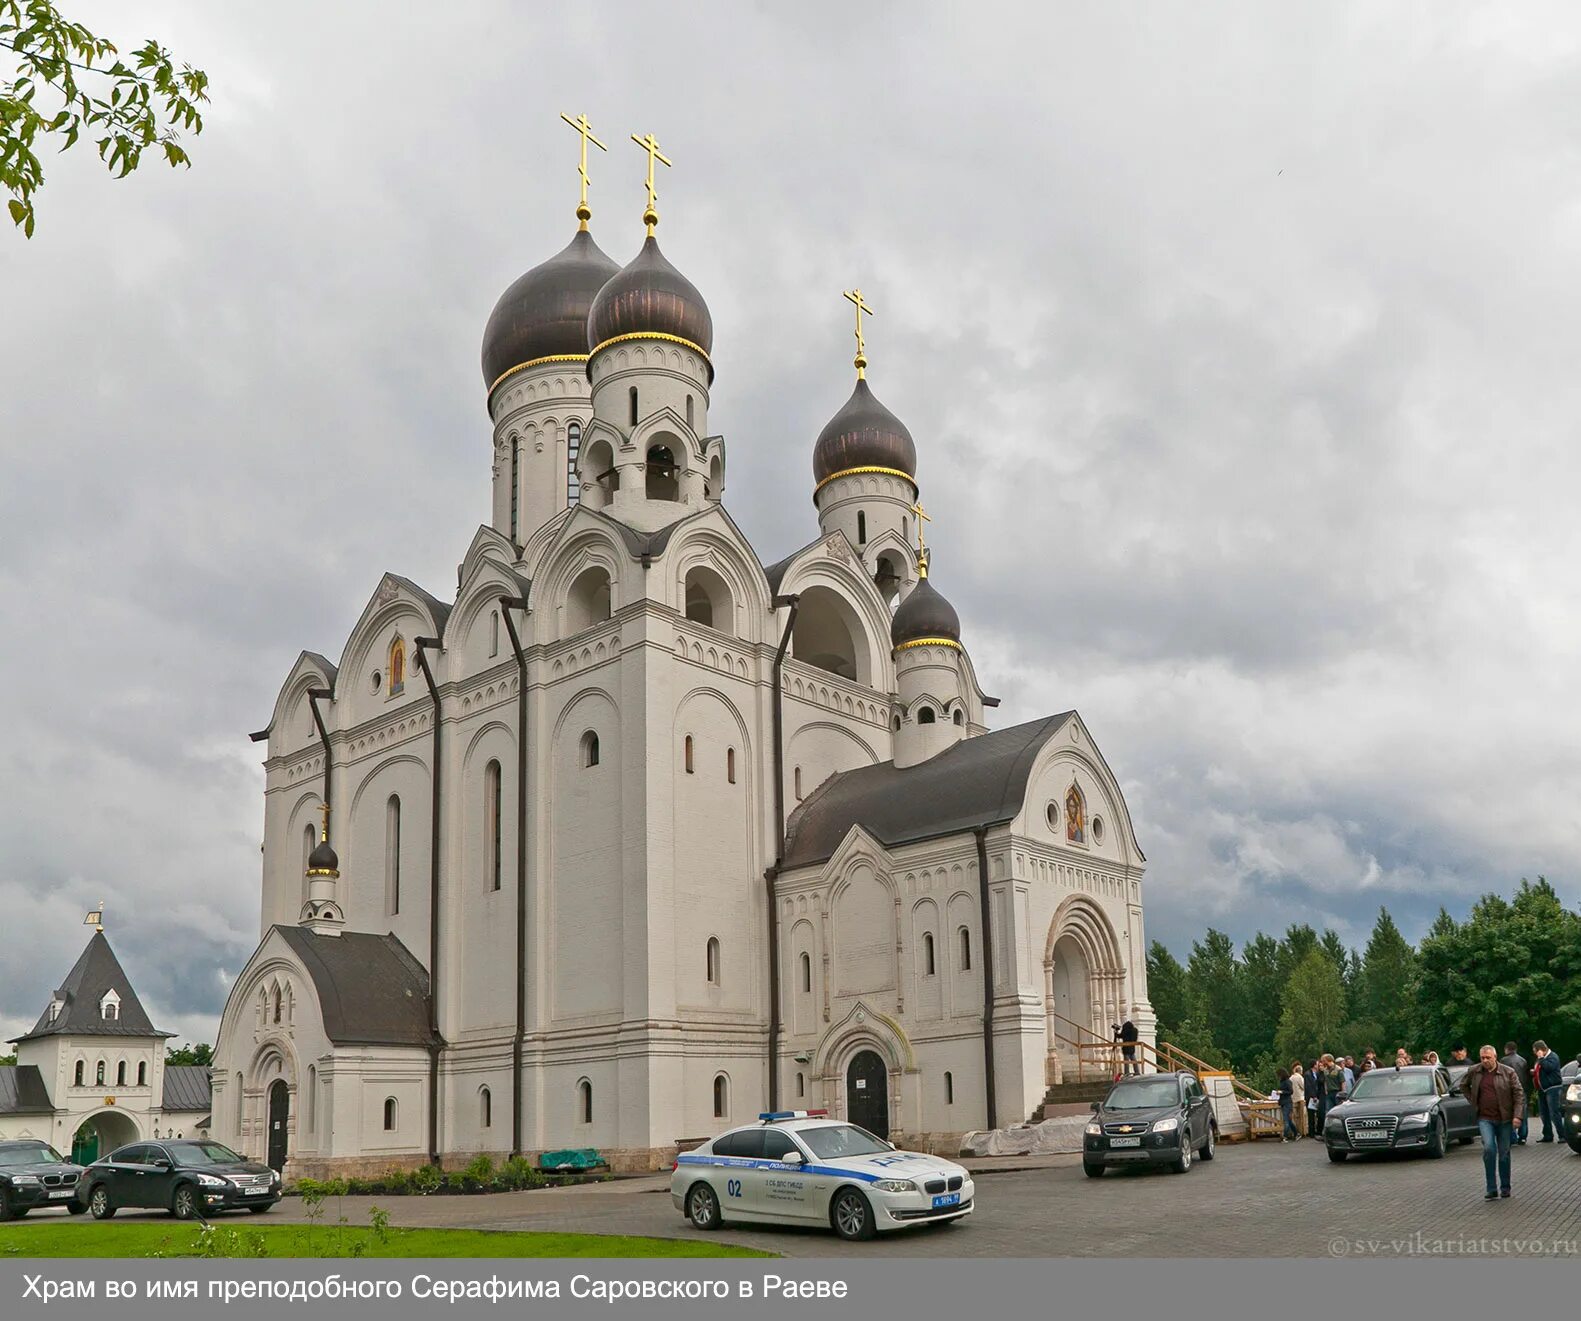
left=1324, top=1066, right=1476, bottom=1161
left=1083, top=1071, right=1217, bottom=1176
left=0, top=1140, right=86, bottom=1219
left=77, top=1140, right=281, bottom=1220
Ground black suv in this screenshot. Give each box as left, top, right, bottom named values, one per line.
left=0, top=1140, right=86, bottom=1219
left=1323, top=1066, right=1476, bottom=1161
left=77, top=1140, right=280, bottom=1220
left=1083, top=1071, right=1217, bottom=1176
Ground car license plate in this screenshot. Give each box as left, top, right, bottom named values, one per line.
left=931, top=1193, right=961, bottom=1209
left=244, top=1187, right=269, bottom=1195
left=48, top=1190, right=74, bottom=1200
left=1111, top=1136, right=1142, bottom=1148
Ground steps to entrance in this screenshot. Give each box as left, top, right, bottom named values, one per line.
left=1029, top=1079, right=1113, bottom=1123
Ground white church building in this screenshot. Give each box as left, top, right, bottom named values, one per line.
left=212, top=136, right=1157, bottom=1175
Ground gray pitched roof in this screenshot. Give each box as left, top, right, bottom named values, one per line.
left=272, top=927, right=435, bottom=1047
left=0, top=1066, right=54, bottom=1114
left=781, top=713, right=1074, bottom=870
left=389, top=575, right=453, bottom=633
left=159, top=1066, right=213, bottom=1113
left=10, top=932, right=172, bottom=1044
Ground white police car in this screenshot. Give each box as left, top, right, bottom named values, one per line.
left=671, top=1111, right=974, bottom=1241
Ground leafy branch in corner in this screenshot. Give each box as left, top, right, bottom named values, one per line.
left=0, top=0, right=208, bottom=236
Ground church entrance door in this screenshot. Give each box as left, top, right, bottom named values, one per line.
left=267, top=1081, right=290, bottom=1172
left=846, top=1051, right=888, bottom=1139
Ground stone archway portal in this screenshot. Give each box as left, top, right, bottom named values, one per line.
left=846, top=1050, right=889, bottom=1139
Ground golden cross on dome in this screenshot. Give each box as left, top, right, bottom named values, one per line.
left=630, top=131, right=671, bottom=235
left=319, top=800, right=332, bottom=844
left=559, top=112, right=608, bottom=230
left=912, top=501, right=932, bottom=576
left=843, top=288, right=874, bottom=380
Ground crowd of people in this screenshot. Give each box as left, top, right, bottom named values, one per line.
left=1269, top=1040, right=1575, bottom=1200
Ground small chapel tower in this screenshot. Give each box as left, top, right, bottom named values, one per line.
left=299, top=805, right=344, bottom=936
left=890, top=556, right=972, bottom=768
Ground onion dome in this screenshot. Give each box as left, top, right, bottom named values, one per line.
left=481, top=229, right=620, bottom=392
left=587, top=235, right=713, bottom=368
left=891, top=576, right=961, bottom=649
left=812, top=379, right=918, bottom=489
left=305, top=836, right=339, bottom=878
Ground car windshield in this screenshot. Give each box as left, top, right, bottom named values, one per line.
left=1104, top=1079, right=1181, bottom=1109
left=165, top=1141, right=244, bottom=1166
left=795, top=1125, right=891, bottom=1160
left=0, top=1141, right=65, bottom=1166
left=1350, top=1072, right=1433, bottom=1099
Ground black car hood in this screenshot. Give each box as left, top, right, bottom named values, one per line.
left=204, top=1162, right=274, bottom=1178
left=1096, top=1106, right=1181, bottom=1127
left=1330, top=1096, right=1435, bottom=1119
left=2, top=1161, right=83, bottom=1178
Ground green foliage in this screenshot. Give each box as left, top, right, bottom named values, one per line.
left=0, top=1053, right=14, bottom=1066
left=1273, top=949, right=1348, bottom=1063
left=1163, top=1017, right=1231, bottom=1071
left=1145, top=942, right=1190, bottom=1037
left=0, top=0, right=208, bottom=236
left=1186, top=928, right=1239, bottom=1043
left=164, top=1042, right=212, bottom=1066
left=409, top=1164, right=442, bottom=1196
left=289, top=1159, right=552, bottom=1201
left=461, top=1153, right=495, bottom=1184
left=1356, top=908, right=1416, bottom=1046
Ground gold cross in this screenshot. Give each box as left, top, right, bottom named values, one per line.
left=319, top=800, right=332, bottom=844
left=560, top=112, right=608, bottom=229
left=843, top=288, right=875, bottom=379
left=630, top=131, right=672, bottom=235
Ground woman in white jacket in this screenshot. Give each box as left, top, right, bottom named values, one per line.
left=1288, top=1060, right=1307, bottom=1137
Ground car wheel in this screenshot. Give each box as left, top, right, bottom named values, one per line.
left=89, top=1185, right=116, bottom=1219
left=1200, top=1123, right=1217, bottom=1161
left=685, top=1183, right=722, bottom=1231
left=246, top=1204, right=273, bottom=1215
left=171, top=1183, right=202, bottom=1221
left=66, top=1200, right=87, bottom=1216
left=1083, top=1161, right=1106, bottom=1178
left=1458, top=1136, right=1475, bottom=1146
left=831, top=1187, right=876, bottom=1241
left=0, top=1187, right=12, bottom=1222
left=1426, top=1116, right=1447, bottom=1160
left=1327, top=1149, right=1348, bottom=1164
left=1172, top=1136, right=1193, bottom=1174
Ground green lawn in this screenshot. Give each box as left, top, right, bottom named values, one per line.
left=0, top=1220, right=772, bottom=1259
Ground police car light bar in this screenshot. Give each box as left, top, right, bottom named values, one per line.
left=758, top=1110, right=829, bottom=1122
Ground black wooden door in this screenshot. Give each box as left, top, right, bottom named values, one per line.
left=846, top=1051, right=889, bottom=1139
left=267, top=1081, right=289, bottom=1172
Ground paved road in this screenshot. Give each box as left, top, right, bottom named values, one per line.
left=231, top=1138, right=1581, bottom=1258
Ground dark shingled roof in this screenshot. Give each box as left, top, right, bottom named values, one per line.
left=0, top=1066, right=55, bottom=1114
left=389, top=575, right=452, bottom=633
left=159, top=1065, right=213, bottom=1112
left=272, top=927, right=434, bottom=1047
left=10, top=933, right=172, bottom=1044
left=781, top=713, right=1074, bottom=870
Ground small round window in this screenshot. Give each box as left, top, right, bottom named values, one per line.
left=1092, top=816, right=1105, bottom=844
left=370, top=670, right=383, bottom=693
left=1045, top=802, right=1058, bottom=830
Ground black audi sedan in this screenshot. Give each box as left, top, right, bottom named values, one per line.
left=1083, top=1071, right=1217, bottom=1176
left=77, top=1140, right=280, bottom=1220
left=0, top=1140, right=86, bottom=1219
left=1324, top=1066, right=1476, bottom=1161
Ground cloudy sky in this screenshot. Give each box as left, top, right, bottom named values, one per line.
left=4, top=2, right=1580, bottom=1045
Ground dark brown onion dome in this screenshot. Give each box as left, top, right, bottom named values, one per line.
left=306, top=837, right=339, bottom=877
left=891, top=576, right=961, bottom=648
left=481, top=229, right=620, bottom=390
left=812, top=379, right=918, bottom=488
left=587, top=235, right=713, bottom=365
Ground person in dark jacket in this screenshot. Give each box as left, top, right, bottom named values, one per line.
left=1501, top=1042, right=1529, bottom=1144
left=1276, top=1068, right=1297, bottom=1141
left=1460, top=1045, right=1526, bottom=1199
left=1118, top=1018, right=1140, bottom=1075
left=1533, top=1041, right=1564, bottom=1142
left=1305, top=1061, right=1324, bottom=1137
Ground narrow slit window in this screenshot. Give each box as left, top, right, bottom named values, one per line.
left=485, top=760, right=502, bottom=891
left=684, top=734, right=694, bottom=774
left=629, top=386, right=638, bottom=425
left=800, top=952, right=812, bottom=992
left=726, top=747, right=736, bottom=784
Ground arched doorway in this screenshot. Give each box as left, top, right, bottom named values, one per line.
left=846, top=1050, right=889, bottom=1139
left=1050, top=935, right=1091, bottom=1041
left=267, top=1080, right=290, bottom=1172
left=71, top=1109, right=138, bottom=1164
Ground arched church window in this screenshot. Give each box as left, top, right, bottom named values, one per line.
left=565, top=566, right=612, bottom=632
left=917, top=706, right=936, bottom=725
left=387, top=795, right=402, bottom=915
left=893, top=715, right=901, bottom=732
left=922, top=932, right=936, bottom=976
left=235, top=1072, right=244, bottom=1129
left=577, top=1078, right=593, bottom=1124
left=684, top=735, right=694, bottom=774
left=95, top=1060, right=105, bottom=1086
left=706, top=937, right=721, bottom=986
left=307, top=1065, right=316, bottom=1132
left=789, top=585, right=866, bottom=683
left=796, top=1072, right=805, bottom=1098
left=566, top=421, right=582, bottom=506
left=953, top=707, right=965, bottom=726
left=490, top=610, right=500, bottom=658
left=629, top=386, right=638, bottom=426
left=856, top=511, right=866, bottom=544
left=713, top=1073, right=729, bottom=1118
left=116, top=1061, right=126, bottom=1086
left=480, top=1086, right=492, bottom=1129
left=1065, top=783, right=1087, bottom=844
left=685, top=395, right=694, bottom=429
left=383, top=1097, right=397, bottom=1131
left=799, top=952, right=812, bottom=993
left=74, top=1061, right=84, bottom=1087
left=509, top=437, right=520, bottom=540
left=793, top=766, right=802, bottom=800
left=485, top=760, right=502, bottom=891
left=684, top=565, right=733, bottom=634
left=388, top=638, right=406, bottom=696
left=102, top=1000, right=117, bottom=1021
left=303, top=822, right=316, bottom=878
left=580, top=731, right=600, bottom=768
left=727, top=747, right=736, bottom=784
left=958, top=926, right=972, bottom=971
left=902, top=515, right=909, bottom=545
left=137, top=1062, right=146, bottom=1087
left=273, top=987, right=282, bottom=1024
left=646, top=444, right=679, bottom=501
left=945, top=1071, right=955, bottom=1104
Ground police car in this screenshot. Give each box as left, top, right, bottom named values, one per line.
left=671, top=1111, right=974, bottom=1241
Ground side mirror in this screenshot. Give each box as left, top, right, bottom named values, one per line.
left=1091, top=1101, right=1102, bottom=1113
left=151, top=1159, right=171, bottom=1170
left=779, top=1151, right=803, bottom=1166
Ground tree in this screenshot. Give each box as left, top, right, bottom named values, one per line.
left=1145, top=942, right=1190, bottom=1038
left=1274, top=948, right=1348, bottom=1063
left=1276, top=924, right=1318, bottom=985
left=1187, top=928, right=1240, bottom=1046
left=165, top=1042, right=212, bottom=1067
left=1229, top=933, right=1285, bottom=1067
left=1, top=1, right=208, bottom=236
left=1356, top=907, right=1416, bottom=1048
left=0, top=1052, right=14, bottom=1066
